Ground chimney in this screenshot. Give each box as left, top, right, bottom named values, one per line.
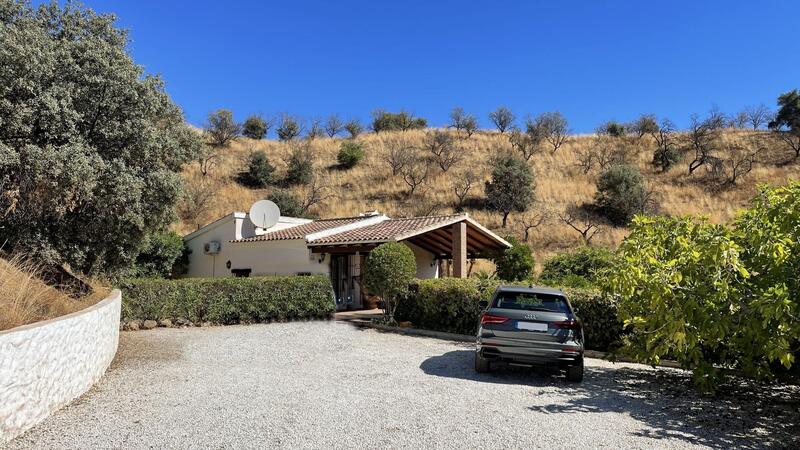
left=233, top=212, right=246, bottom=240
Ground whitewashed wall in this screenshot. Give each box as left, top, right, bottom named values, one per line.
left=404, top=241, right=439, bottom=279
left=0, top=290, right=121, bottom=443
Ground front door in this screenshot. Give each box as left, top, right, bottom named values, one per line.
left=331, top=255, right=351, bottom=310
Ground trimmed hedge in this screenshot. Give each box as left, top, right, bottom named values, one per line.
left=119, top=275, right=335, bottom=324
left=395, top=278, right=622, bottom=351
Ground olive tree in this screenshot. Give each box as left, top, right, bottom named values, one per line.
left=242, top=114, right=270, bottom=140
left=594, top=165, right=649, bottom=226
left=485, top=154, right=535, bottom=227
left=0, top=1, right=201, bottom=277
left=276, top=114, right=302, bottom=141
left=363, top=242, right=416, bottom=323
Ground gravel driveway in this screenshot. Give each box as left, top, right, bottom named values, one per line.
left=8, top=321, right=798, bottom=449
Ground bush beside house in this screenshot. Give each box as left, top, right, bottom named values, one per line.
left=120, top=276, right=334, bottom=325
left=395, top=278, right=621, bottom=351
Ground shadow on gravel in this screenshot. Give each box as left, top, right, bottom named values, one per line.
left=111, top=330, right=185, bottom=368
left=421, top=350, right=800, bottom=449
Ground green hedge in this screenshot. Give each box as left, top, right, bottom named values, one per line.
left=119, top=275, right=335, bottom=324
left=395, top=278, right=622, bottom=351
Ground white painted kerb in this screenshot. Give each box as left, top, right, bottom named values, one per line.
left=0, top=289, right=122, bottom=443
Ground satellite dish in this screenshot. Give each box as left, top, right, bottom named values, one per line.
left=249, top=200, right=280, bottom=229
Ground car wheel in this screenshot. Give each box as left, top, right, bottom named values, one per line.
left=566, top=358, right=584, bottom=382
left=475, top=351, right=491, bottom=373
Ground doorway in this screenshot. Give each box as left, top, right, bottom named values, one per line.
left=330, top=255, right=351, bottom=310
left=330, top=254, right=366, bottom=311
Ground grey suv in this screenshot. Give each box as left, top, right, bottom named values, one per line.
left=475, top=285, right=584, bottom=382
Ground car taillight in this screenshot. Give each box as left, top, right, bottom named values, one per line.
left=480, top=314, right=509, bottom=325
left=552, top=319, right=582, bottom=330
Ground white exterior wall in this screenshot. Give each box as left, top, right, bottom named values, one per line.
left=404, top=241, right=439, bottom=279
left=184, top=214, right=320, bottom=278
left=0, top=290, right=121, bottom=443
left=184, top=215, right=237, bottom=278
left=227, top=240, right=329, bottom=276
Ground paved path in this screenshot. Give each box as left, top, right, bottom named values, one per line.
left=8, top=322, right=798, bottom=449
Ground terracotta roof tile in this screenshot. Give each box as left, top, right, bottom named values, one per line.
left=232, top=216, right=370, bottom=242
left=309, top=214, right=465, bottom=245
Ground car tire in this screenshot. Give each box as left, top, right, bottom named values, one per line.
left=475, top=352, right=491, bottom=373
left=566, top=358, right=584, bottom=382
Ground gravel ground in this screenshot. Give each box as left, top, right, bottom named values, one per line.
left=8, top=321, right=799, bottom=449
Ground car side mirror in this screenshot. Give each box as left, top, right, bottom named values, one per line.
left=573, top=307, right=580, bottom=314
left=478, top=300, right=489, bottom=310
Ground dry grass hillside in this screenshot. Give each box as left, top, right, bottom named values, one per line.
left=176, top=128, right=798, bottom=263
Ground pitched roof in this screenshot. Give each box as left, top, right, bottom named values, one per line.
left=233, top=216, right=371, bottom=243
left=308, top=214, right=467, bottom=245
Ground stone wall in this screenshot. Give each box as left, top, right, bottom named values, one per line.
left=0, top=290, right=121, bottom=443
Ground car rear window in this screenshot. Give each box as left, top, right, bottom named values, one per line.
left=493, top=291, right=570, bottom=313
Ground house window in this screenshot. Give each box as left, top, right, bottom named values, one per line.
left=231, top=268, right=252, bottom=277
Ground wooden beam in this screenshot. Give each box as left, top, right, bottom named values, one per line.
left=453, top=222, right=467, bottom=278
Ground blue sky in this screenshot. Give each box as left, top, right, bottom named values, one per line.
left=59, top=0, right=800, bottom=132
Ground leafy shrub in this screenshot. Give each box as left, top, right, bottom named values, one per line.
left=539, top=246, right=613, bottom=285
left=733, top=183, right=800, bottom=378
left=267, top=190, right=305, bottom=218
left=598, top=121, right=627, bottom=137
left=606, top=215, right=747, bottom=390
left=594, top=164, right=648, bottom=226
left=363, top=242, right=416, bottom=321
left=242, top=150, right=276, bottom=187
left=370, top=110, right=427, bottom=132
left=129, top=231, right=190, bottom=278
left=120, top=275, right=335, bottom=323
left=607, top=183, right=800, bottom=390
left=493, top=237, right=534, bottom=281
left=242, top=115, right=268, bottom=139
left=337, top=141, right=365, bottom=169
left=651, top=142, right=682, bottom=172
left=276, top=115, right=302, bottom=141
left=285, top=146, right=314, bottom=185
left=395, top=278, right=620, bottom=351
left=397, top=278, right=485, bottom=335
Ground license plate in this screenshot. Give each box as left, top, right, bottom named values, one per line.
left=516, top=321, right=548, bottom=332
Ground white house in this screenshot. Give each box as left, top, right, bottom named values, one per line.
left=184, top=211, right=510, bottom=310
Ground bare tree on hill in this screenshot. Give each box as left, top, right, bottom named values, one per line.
left=744, top=104, right=772, bottom=130
left=489, top=106, right=515, bottom=133
left=559, top=206, right=602, bottom=245
left=424, top=130, right=462, bottom=172
left=325, top=114, right=345, bottom=138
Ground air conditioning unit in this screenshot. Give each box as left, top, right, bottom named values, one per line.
left=204, top=241, right=221, bottom=255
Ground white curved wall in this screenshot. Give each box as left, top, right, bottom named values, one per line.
left=0, top=289, right=121, bottom=443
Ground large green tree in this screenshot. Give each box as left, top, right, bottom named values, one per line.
left=769, top=89, right=800, bottom=158
left=0, top=1, right=200, bottom=275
